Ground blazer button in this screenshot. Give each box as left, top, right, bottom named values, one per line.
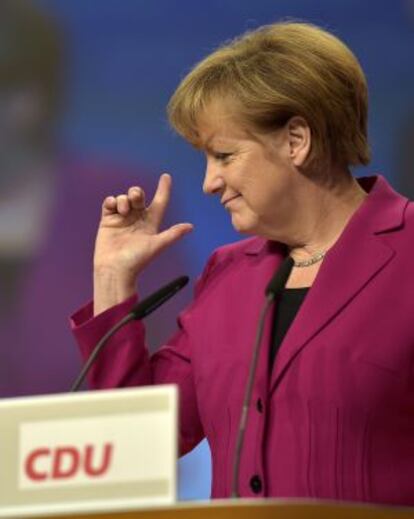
left=256, top=398, right=263, bottom=413
left=250, top=474, right=263, bottom=494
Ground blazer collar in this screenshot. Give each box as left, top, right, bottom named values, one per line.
left=351, top=175, right=407, bottom=234
left=254, top=174, right=410, bottom=393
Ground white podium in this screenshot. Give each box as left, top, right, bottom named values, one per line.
left=0, top=386, right=177, bottom=517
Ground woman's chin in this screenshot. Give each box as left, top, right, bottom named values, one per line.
left=230, top=214, right=258, bottom=235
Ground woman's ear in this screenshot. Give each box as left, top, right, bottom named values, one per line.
left=287, top=116, right=311, bottom=167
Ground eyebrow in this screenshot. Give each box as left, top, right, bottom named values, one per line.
left=198, top=129, right=245, bottom=150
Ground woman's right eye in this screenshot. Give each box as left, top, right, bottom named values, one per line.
left=213, top=152, right=232, bottom=162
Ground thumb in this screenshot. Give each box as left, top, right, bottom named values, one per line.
left=155, top=223, right=194, bottom=251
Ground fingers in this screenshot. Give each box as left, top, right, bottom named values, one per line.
left=128, top=186, right=146, bottom=210
left=155, top=222, right=194, bottom=251
left=102, top=196, right=117, bottom=216
left=148, top=173, right=171, bottom=227
left=101, top=187, right=146, bottom=217
left=101, top=173, right=171, bottom=225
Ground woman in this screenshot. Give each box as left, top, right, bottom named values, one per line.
left=72, top=22, right=414, bottom=505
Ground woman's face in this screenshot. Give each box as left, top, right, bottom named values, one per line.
left=197, top=104, right=309, bottom=240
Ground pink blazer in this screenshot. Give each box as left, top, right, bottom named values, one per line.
left=71, top=175, right=414, bottom=505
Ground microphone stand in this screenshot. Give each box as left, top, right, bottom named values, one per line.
left=70, top=313, right=133, bottom=392
left=230, top=256, right=294, bottom=497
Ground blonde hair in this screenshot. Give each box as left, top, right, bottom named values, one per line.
left=167, top=21, right=370, bottom=172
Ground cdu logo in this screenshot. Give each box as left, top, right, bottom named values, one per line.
left=24, top=443, right=114, bottom=481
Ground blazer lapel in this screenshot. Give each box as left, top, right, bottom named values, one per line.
left=269, top=175, right=408, bottom=393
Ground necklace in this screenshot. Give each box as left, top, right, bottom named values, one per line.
left=292, top=250, right=326, bottom=268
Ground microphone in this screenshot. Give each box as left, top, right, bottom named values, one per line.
left=130, top=276, right=189, bottom=319
left=70, top=276, right=189, bottom=392
left=265, top=256, right=294, bottom=299
left=231, top=255, right=294, bottom=497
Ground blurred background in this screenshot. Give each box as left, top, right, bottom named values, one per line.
left=0, top=0, right=413, bottom=500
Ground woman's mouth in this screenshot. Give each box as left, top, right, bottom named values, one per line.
left=222, top=194, right=241, bottom=207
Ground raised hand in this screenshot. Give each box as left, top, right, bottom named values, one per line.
left=93, top=173, right=193, bottom=315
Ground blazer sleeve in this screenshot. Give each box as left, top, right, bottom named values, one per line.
left=70, top=251, right=220, bottom=456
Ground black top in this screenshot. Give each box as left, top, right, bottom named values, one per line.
left=269, top=287, right=310, bottom=369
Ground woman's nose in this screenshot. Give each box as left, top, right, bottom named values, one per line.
left=203, top=162, right=225, bottom=195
